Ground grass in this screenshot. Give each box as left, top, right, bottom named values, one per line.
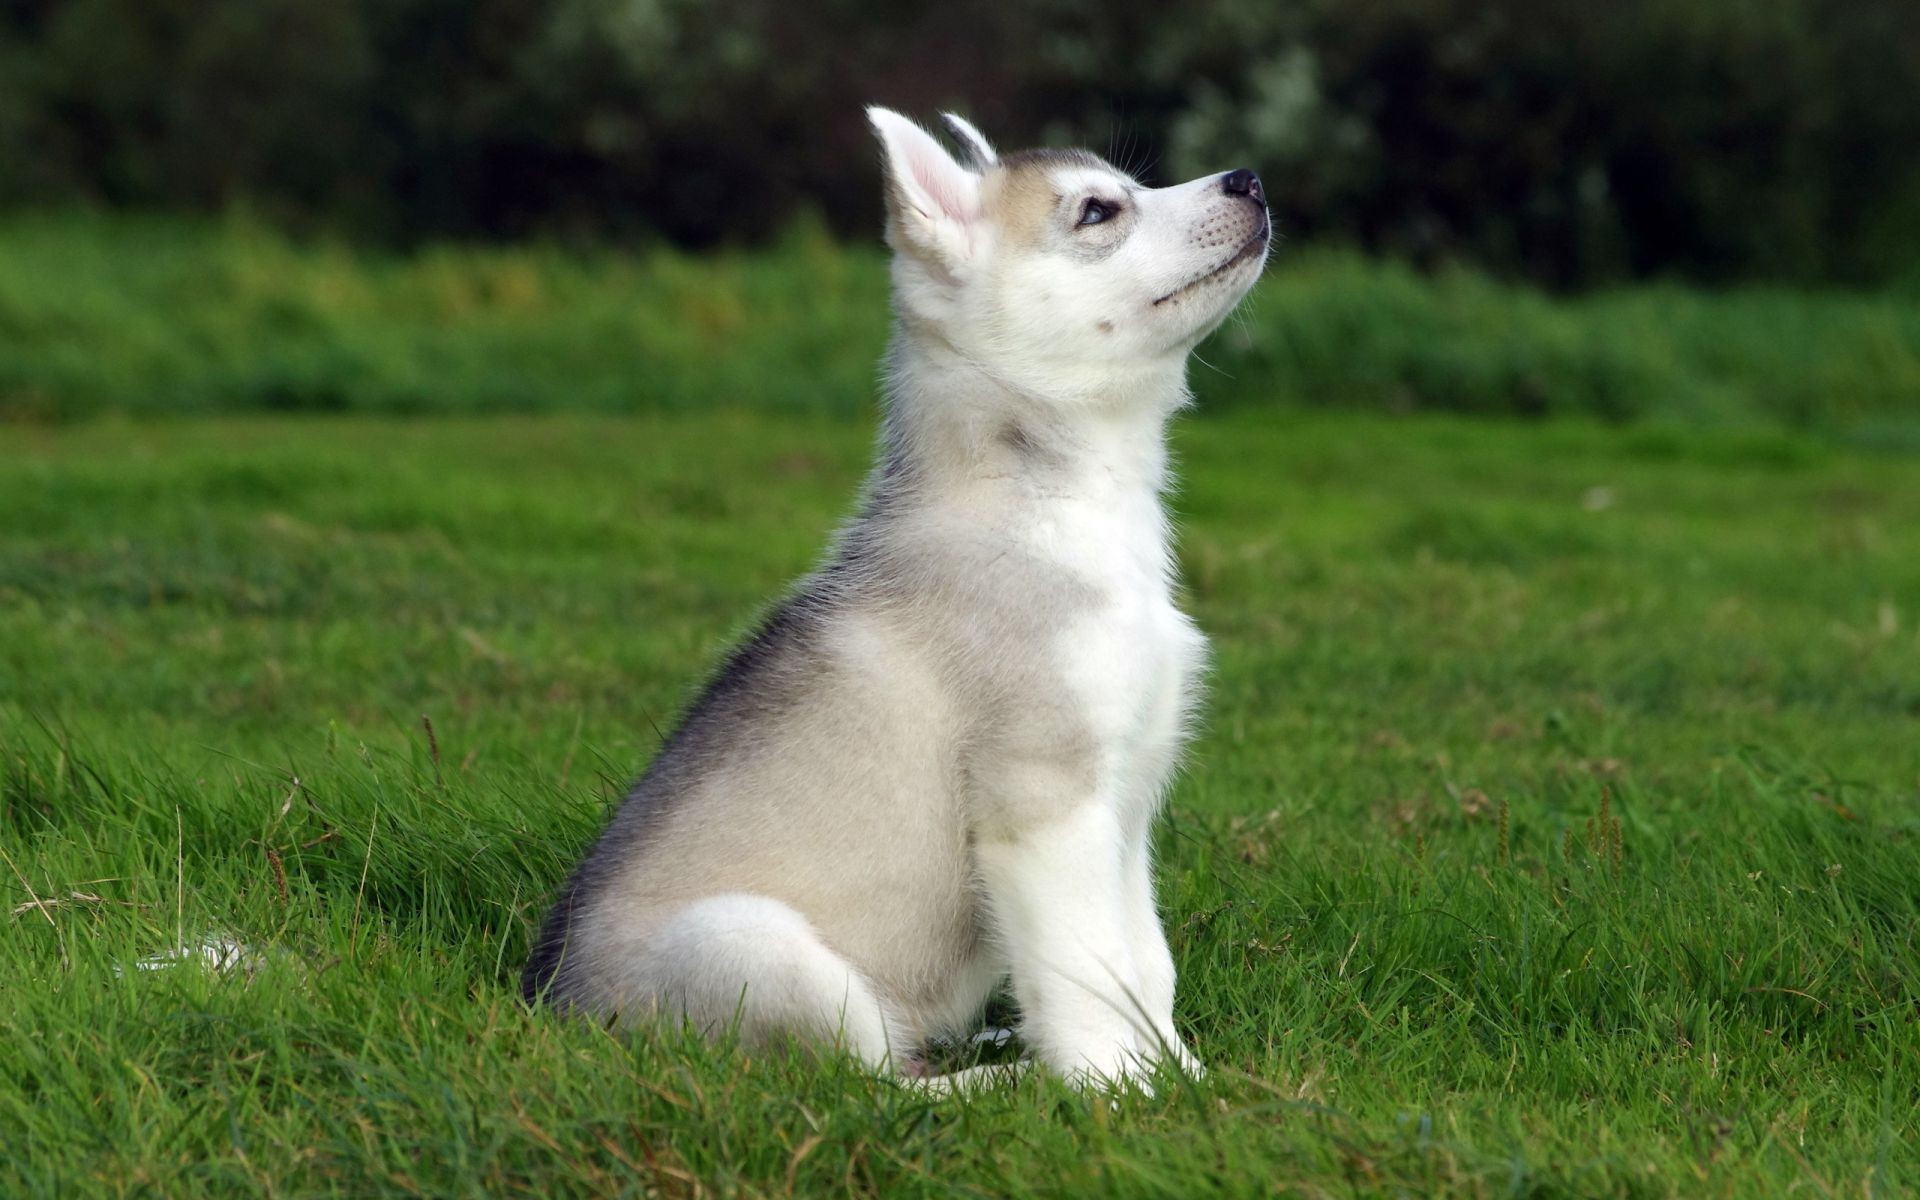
left=2, top=407, right=1916, bottom=1196
left=3, top=210, right=1920, bottom=427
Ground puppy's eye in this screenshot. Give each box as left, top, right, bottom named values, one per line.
left=1078, top=198, right=1117, bottom=227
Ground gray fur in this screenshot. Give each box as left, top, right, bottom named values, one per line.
left=522, top=397, right=1108, bottom=1030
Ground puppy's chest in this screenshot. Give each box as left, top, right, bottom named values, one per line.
left=1023, top=489, right=1173, bottom=611
left=1005, top=487, right=1201, bottom=704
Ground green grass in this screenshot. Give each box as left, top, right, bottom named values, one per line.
left=4, top=210, right=1920, bottom=427
left=3, top=408, right=1916, bottom=1196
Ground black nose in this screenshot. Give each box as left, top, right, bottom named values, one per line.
left=1222, top=168, right=1264, bottom=204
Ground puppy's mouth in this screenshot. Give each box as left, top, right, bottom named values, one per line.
left=1151, top=222, right=1271, bottom=307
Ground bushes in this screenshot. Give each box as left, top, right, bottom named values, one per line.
left=2, top=212, right=1916, bottom=426
left=2, top=0, right=1917, bottom=287
left=1214, top=256, right=1920, bottom=423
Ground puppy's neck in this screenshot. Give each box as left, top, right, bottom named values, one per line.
left=878, top=327, right=1188, bottom=501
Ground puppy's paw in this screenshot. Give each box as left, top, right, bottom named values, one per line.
left=1052, top=1031, right=1204, bottom=1093
left=1046, top=1040, right=1158, bottom=1093
left=1161, top=1038, right=1206, bottom=1081
left=907, top=1060, right=1032, bottom=1095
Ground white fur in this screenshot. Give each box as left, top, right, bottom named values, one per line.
left=525, top=109, right=1269, bottom=1090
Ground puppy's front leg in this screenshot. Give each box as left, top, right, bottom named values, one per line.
left=1123, top=835, right=1203, bottom=1076
left=976, top=801, right=1155, bottom=1086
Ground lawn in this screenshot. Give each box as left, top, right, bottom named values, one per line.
left=3, top=407, right=1916, bottom=1196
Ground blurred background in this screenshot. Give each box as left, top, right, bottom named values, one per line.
left=0, top=0, right=1917, bottom=425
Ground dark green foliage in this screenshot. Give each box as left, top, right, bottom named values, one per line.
left=2, top=0, right=1917, bottom=284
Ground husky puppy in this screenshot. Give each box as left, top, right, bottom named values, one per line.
left=523, top=108, right=1269, bottom=1088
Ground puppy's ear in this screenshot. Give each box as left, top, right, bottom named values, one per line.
left=939, top=112, right=998, bottom=170
left=867, top=106, right=983, bottom=273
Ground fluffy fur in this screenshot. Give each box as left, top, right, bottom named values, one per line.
left=523, top=108, right=1269, bottom=1088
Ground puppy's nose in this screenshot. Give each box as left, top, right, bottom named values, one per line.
left=1222, top=168, right=1264, bottom=204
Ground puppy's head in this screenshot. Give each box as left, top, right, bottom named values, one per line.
left=869, top=107, right=1269, bottom=398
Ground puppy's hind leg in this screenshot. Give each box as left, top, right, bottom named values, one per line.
left=637, top=894, right=906, bottom=1071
